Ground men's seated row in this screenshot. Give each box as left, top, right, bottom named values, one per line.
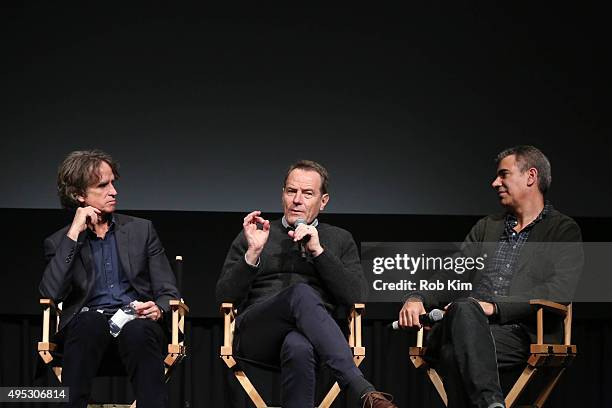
left=39, top=146, right=582, bottom=408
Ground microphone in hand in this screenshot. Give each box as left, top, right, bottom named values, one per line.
left=389, top=308, right=444, bottom=330
left=293, top=218, right=311, bottom=257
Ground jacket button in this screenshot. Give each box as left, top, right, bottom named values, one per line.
left=65, top=256, right=72, bottom=263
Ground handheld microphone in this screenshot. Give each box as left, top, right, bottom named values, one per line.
left=294, top=218, right=311, bottom=258
left=389, top=308, right=444, bottom=330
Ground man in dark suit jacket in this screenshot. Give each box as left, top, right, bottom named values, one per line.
left=40, top=150, right=179, bottom=408
left=398, top=146, right=583, bottom=408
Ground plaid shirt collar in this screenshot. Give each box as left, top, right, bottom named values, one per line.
left=504, top=201, right=552, bottom=234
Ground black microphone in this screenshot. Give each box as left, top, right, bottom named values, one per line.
left=389, top=309, right=444, bottom=330
left=293, top=218, right=311, bottom=258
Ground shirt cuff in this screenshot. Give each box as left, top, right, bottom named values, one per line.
left=244, top=253, right=260, bottom=268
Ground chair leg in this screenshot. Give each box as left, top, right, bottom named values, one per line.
left=533, top=367, right=566, bottom=408
left=318, top=350, right=365, bottom=407
left=318, top=382, right=341, bottom=408
left=427, top=368, right=448, bottom=407
left=234, top=370, right=267, bottom=408
left=52, top=367, right=62, bottom=383
left=505, top=365, right=537, bottom=408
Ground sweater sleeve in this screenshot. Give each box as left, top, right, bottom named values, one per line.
left=312, top=228, right=368, bottom=305
left=216, top=231, right=260, bottom=304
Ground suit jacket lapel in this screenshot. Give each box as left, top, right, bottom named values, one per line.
left=115, top=214, right=132, bottom=279
left=78, top=232, right=95, bottom=292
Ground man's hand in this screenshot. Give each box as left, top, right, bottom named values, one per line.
left=243, top=210, right=270, bottom=265
left=476, top=300, right=496, bottom=316
left=67, top=206, right=102, bottom=241
left=288, top=223, right=324, bottom=257
left=133, top=301, right=162, bottom=321
left=399, top=299, right=427, bottom=328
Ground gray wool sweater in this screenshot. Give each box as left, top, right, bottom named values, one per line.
left=216, top=219, right=368, bottom=312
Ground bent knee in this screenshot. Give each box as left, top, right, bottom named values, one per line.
left=447, top=297, right=482, bottom=316
left=286, top=282, right=318, bottom=297
left=120, top=319, right=164, bottom=348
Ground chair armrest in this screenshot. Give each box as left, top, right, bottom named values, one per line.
left=530, top=299, right=568, bottom=316
left=352, top=303, right=365, bottom=312
left=409, top=328, right=427, bottom=368
left=348, top=303, right=365, bottom=352
left=39, top=298, right=61, bottom=344
left=529, top=299, right=573, bottom=346
left=219, top=303, right=240, bottom=368
left=40, top=298, right=61, bottom=313
left=220, top=302, right=236, bottom=317
left=164, top=299, right=188, bottom=371
left=38, top=299, right=61, bottom=363
left=220, top=303, right=236, bottom=355
left=168, top=299, right=188, bottom=347
left=169, top=299, right=189, bottom=315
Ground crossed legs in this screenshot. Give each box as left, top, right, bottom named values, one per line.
left=234, top=283, right=372, bottom=408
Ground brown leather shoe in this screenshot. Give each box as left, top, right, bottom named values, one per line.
left=361, top=391, right=398, bottom=408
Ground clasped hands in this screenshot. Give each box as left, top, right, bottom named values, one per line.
left=132, top=300, right=163, bottom=321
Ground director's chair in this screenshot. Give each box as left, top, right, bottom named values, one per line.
left=409, top=299, right=576, bottom=408
left=37, top=255, right=189, bottom=408
left=220, top=302, right=366, bottom=408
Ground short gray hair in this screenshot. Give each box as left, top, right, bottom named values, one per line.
left=283, top=160, right=329, bottom=195
left=496, top=145, right=551, bottom=194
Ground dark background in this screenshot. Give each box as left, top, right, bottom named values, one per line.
left=0, top=2, right=608, bottom=215
left=1, top=2, right=609, bottom=407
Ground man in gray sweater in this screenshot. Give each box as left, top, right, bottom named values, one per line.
left=217, top=160, right=397, bottom=408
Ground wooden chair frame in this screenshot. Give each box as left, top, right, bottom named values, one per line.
left=220, top=302, right=366, bottom=408
left=38, top=256, right=189, bottom=408
left=409, top=299, right=576, bottom=408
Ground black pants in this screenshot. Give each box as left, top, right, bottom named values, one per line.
left=234, top=283, right=369, bottom=408
left=61, top=310, right=167, bottom=408
left=426, top=298, right=530, bottom=408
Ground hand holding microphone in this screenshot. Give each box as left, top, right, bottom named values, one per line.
left=294, top=219, right=310, bottom=258
left=289, top=219, right=324, bottom=257
left=389, top=308, right=444, bottom=330
left=395, top=298, right=446, bottom=330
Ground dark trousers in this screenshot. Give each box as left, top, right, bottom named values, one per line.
left=62, top=310, right=167, bottom=408
left=426, top=298, right=530, bottom=408
left=234, top=283, right=367, bottom=408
